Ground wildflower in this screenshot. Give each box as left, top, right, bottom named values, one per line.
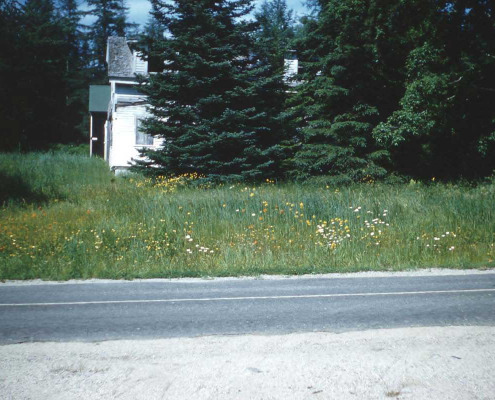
left=449, top=246, right=455, bottom=251
left=252, top=213, right=256, bottom=217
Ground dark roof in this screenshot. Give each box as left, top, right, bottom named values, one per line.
left=107, top=36, right=134, bottom=78
left=89, top=85, right=110, bottom=113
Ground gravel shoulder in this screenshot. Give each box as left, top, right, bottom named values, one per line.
left=1, top=326, right=494, bottom=400
left=2, top=268, right=494, bottom=286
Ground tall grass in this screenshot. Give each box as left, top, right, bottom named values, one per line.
left=0, top=152, right=112, bottom=206
left=0, top=153, right=494, bottom=280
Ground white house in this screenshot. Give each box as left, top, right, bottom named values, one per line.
left=89, top=37, right=299, bottom=173
left=89, top=37, right=162, bottom=173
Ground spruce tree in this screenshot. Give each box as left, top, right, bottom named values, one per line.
left=0, top=0, right=24, bottom=150
left=136, top=0, right=283, bottom=181
left=252, top=0, right=296, bottom=177
left=287, top=0, right=389, bottom=183
left=0, top=0, right=70, bottom=150
left=57, top=0, right=92, bottom=142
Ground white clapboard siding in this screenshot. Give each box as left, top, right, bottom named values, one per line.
left=134, top=51, right=148, bottom=75
left=284, top=58, right=298, bottom=79
left=109, top=103, right=161, bottom=169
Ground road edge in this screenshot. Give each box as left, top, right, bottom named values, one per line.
left=1, top=267, right=494, bottom=286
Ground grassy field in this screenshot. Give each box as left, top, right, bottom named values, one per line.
left=0, top=152, right=494, bottom=280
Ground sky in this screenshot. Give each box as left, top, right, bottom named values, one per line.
left=125, top=0, right=309, bottom=26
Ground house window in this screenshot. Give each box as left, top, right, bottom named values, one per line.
left=135, top=118, right=153, bottom=146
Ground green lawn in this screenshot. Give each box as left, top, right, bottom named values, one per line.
left=0, top=152, right=494, bottom=280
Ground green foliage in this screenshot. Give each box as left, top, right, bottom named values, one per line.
left=375, top=44, right=451, bottom=147
left=252, top=0, right=296, bottom=178
left=288, top=0, right=495, bottom=182
left=372, top=1, right=495, bottom=179
left=287, top=0, right=389, bottom=182
left=49, top=143, right=90, bottom=155
left=1, top=154, right=494, bottom=279
left=0, top=152, right=111, bottom=206
left=57, top=0, right=92, bottom=140
left=0, top=0, right=90, bottom=151
left=1, top=0, right=494, bottom=182
left=254, top=0, right=294, bottom=68
left=135, top=0, right=287, bottom=181
left=0, top=0, right=70, bottom=150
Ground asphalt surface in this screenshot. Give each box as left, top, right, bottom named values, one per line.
left=0, top=273, right=494, bottom=344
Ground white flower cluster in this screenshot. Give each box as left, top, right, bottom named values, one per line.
left=423, top=231, right=457, bottom=250
left=195, top=244, right=214, bottom=253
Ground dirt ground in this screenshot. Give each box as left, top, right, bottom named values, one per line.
left=1, top=326, right=494, bottom=399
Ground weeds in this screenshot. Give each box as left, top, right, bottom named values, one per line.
left=0, top=153, right=494, bottom=280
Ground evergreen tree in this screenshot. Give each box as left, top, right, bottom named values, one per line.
left=139, top=12, right=166, bottom=73
left=254, top=0, right=294, bottom=69
left=0, top=0, right=71, bottom=150
left=287, top=0, right=389, bottom=183
left=136, top=0, right=284, bottom=181
left=253, top=0, right=296, bottom=177
left=57, top=0, right=92, bottom=141
left=0, top=0, right=24, bottom=150
left=142, top=12, right=165, bottom=41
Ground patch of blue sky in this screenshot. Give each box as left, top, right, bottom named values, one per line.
left=82, top=0, right=309, bottom=27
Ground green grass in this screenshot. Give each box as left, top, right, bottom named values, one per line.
left=1, top=152, right=494, bottom=280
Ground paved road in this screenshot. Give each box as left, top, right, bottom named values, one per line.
left=0, top=273, right=494, bottom=344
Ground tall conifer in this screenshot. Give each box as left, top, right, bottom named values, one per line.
left=136, top=0, right=283, bottom=181
left=57, top=0, right=91, bottom=141
left=0, top=0, right=70, bottom=150
left=252, top=0, right=296, bottom=177
left=287, top=0, right=389, bottom=183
